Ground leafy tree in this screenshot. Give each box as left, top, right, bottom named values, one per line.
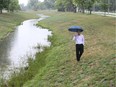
left=0, top=0, right=19, bottom=13
left=85, top=0, right=97, bottom=14
left=44, top=0, right=56, bottom=9
left=27, top=0, right=39, bottom=11
left=37, top=2, right=47, bottom=10
left=55, top=0, right=65, bottom=12
left=64, top=0, right=76, bottom=12
left=55, top=0, right=76, bottom=12
left=94, top=0, right=115, bottom=12
left=0, top=0, right=4, bottom=13
left=5, top=0, right=11, bottom=12
left=101, top=0, right=115, bottom=12
left=110, top=0, right=116, bottom=12
left=0, top=0, right=10, bottom=13
left=9, top=0, right=20, bottom=12
left=73, top=0, right=86, bottom=13
left=101, top=2, right=109, bottom=16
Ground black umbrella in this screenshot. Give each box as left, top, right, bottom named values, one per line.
left=68, top=26, right=83, bottom=32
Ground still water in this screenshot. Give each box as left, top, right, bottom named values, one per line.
left=0, top=14, right=52, bottom=78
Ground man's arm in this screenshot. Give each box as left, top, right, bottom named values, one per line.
left=82, top=35, right=84, bottom=45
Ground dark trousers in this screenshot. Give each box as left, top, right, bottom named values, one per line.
left=76, top=44, right=84, bottom=61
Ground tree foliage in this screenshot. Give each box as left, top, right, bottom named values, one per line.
left=27, top=0, right=39, bottom=11
left=55, top=0, right=65, bottom=11
left=0, top=0, right=20, bottom=13
left=26, top=0, right=115, bottom=14
left=9, top=0, right=20, bottom=12
left=73, top=0, right=87, bottom=13
left=55, top=0, right=76, bottom=12
left=86, top=0, right=97, bottom=14
left=44, top=0, right=56, bottom=9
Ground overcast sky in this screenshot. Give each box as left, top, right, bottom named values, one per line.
left=19, top=0, right=44, bottom=5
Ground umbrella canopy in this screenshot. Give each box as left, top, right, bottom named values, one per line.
left=68, top=26, right=83, bottom=32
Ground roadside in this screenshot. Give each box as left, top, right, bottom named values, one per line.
left=92, top=11, right=116, bottom=17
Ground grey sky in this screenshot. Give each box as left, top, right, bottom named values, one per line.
left=19, top=0, right=44, bottom=5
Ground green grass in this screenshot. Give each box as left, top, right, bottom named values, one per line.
left=1, top=11, right=115, bottom=87
left=0, top=11, right=38, bottom=40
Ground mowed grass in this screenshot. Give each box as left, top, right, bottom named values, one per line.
left=0, top=11, right=38, bottom=40
left=4, top=11, right=115, bottom=87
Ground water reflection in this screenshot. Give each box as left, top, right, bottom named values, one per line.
left=0, top=15, right=52, bottom=78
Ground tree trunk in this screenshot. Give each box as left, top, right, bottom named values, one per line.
left=108, top=0, right=110, bottom=14
left=0, top=9, right=2, bottom=14
left=89, top=8, right=92, bottom=14
left=8, top=9, right=10, bottom=12
left=82, top=7, right=85, bottom=13
left=104, top=11, right=106, bottom=16
left=82, top=4, right=85, bottom=13
left=90, top=10, right=92, bottom=14
left=73, top=6, right=77, bottom=13
left=58, top=8, right=65, bottom=12
left=74, top=9, right=76, bottom=13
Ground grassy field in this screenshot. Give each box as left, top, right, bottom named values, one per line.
left=0, top=11, right=38, bottom=40
left=1, top=11, right=115, bottom=87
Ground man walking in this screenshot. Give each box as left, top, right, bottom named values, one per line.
left=73, top=31, right=84, bottom=61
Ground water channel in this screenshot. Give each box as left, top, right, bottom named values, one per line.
left=0, top=14, right=52, bottom=79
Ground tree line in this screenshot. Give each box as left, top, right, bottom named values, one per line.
left=0, top=0, right=115, bottom=14
left=26, top=0, right=115, bottom=14
left=0, top=0, right=20, bottom=13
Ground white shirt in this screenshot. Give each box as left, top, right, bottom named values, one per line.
left=73, top=34, right=84, bottom=45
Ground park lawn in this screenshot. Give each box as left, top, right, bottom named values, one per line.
left=22, top=11, right=115, bottom=87
left=0, top=11, right=38, bottom=40
left=6, top=11, right=115, bottom=87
